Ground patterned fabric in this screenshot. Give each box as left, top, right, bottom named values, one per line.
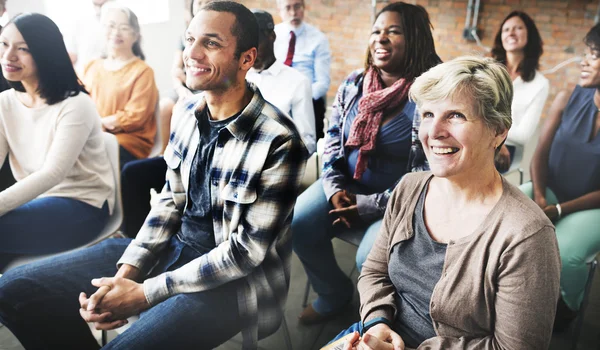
left=321, top=70, right=426, bottom=219
left=345, top=68, right=412, bottom=180
left=117, top=83, right=308, bottom=348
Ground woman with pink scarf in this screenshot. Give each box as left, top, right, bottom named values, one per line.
left=293, top=1, right=441, bottom=324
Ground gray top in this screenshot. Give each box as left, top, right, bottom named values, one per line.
left=178, top=108, right=239, bottom=253
left=548, top=85, right=600, bottom=202
left=389, top=178, right=447, bottom=348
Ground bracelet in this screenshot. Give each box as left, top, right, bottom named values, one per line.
left=361, top=317, right=392, bottom=336
left=555, top=203, right=562, bottom=219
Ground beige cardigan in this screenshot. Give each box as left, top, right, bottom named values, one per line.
left=359, top=172, right=560, bottom=349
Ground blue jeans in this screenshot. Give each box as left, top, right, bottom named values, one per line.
left=0, top=237, right=243, bottom=349
left=0, top=197, right=109, bottom=271
left=292, top=179, right=381, bottom=315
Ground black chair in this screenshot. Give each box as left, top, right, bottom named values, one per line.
left=570, top=258, right=598, bottom=350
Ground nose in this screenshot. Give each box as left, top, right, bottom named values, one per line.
left=374, top=31, right=389, bottom=43
left=183, top=41, right=205, bottom=64
left=428, top=115, right=449, bottom=140
left=1, top=46, right=16, bottom=62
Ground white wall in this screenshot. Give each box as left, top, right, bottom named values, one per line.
left=6, top=0, right=46, bottom=16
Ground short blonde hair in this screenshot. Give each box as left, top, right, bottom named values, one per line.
left=409, top=56, right=513, bottom=135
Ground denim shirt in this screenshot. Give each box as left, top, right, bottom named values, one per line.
left=118, top=84, right=308, bottom=347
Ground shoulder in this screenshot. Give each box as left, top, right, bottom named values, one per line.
left=281, top=64, right=311, bottom=85
left=494, top=180, right=555, bottom=243
left=304, top=23, right=327, bottom=39
left=391, top=172, right=432, bottom=201
left=56, top=93, right=100, bottom=122
left=83, top=58, right=103, bottom=75
left=130, top=59, right=155, bottom=77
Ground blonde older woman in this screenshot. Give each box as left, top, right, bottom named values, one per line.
left=330, top=56, right=560, bottom=350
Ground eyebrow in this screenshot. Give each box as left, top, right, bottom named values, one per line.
left=0, top=38, right=26, bottom=45
left=185, top=31, right=225, bottom=41
left=372, top=24, right=403, bottom=30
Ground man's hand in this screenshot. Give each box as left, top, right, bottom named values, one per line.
left=329, top=190, right=358, bottom=228
left=494, top=145, right=511, bottom=173
left=79, top=266, right=149, bottom=331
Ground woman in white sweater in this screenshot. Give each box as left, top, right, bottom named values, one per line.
left=491, top=11, right=550, bottom=172
left=0, top=13, right=114, bottom=271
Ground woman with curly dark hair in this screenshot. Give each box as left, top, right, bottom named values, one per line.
left=491, top=11, right=549, bottom=172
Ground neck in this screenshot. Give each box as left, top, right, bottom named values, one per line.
left=259, top=54, right=277, bottom=72
left=19, top=79, right=44, bottom=106
left=594, top=89, right=600, bottom=111
left=435, top=163, right=502, bottom=206
left=107, top=48, right=136, bottom=62
left=505, top=51, right=524, bottom=76
left=378, top=69, right=402, bottom=88
left=204, top=80, right=253, bottom=121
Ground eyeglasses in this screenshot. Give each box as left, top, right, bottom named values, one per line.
left=283, top=3, right=303, bottom=12
left=105, top=23, right=134, bottom=34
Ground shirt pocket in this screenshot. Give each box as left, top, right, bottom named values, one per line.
left=162, top=145, right=186, bottom=207
left=221, top=183, right=257, bottom=204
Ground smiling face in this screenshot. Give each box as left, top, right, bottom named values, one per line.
left=580, top=45, right=600, bottom=88
left=0, top=23, right=38, bottom=86
left=183, top=10, right=246, bottom=92
left=501, top=15, right=528, bottom=53
left=369, top=11, right=405, bottom=75
left=277, top=0, right=304, bottom=28
left=419, top=96, right=506, bottom=180
left=103, top=8, right=138, bottom=53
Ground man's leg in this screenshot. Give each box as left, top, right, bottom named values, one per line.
left=0, top=238, right=131, bottom=349
left=121, top=157, right=167, bottom=238
left=104, top=280, right=243, bottom=350
left=312, top=97, right=326, bottom=140
left=292, top=179, right=354, bottom=317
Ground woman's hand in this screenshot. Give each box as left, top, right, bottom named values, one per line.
left=543, top=205, right=559, bottom=221
left=101, top=115, right=123, bottom=133
left=329, top=190, right=358, bottom=228
left=533, top=194, right=547, bottom=209
left=494, top=145, right=511, bottom=172
left=341, top=324, right=405, bottom=350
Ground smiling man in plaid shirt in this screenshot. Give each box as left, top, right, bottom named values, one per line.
left=0, top=2, right=307, bottom=349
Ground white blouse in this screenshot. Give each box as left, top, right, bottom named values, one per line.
left=507, top=71, right=550, bottom=147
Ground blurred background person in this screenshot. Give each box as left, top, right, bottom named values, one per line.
left=247, top=9, right=316, bottom=154
left=82, top=4, right=158, bottom=169
left=275, top=0, right=330, bottom=140
left=491, top=11, right=549, bottom=172
left=524, top=22, right=600, bottom=332
left=0, top=13, right=114, bottom=271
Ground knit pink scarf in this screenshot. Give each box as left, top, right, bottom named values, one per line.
left=345, top=68, right=412, bottom=180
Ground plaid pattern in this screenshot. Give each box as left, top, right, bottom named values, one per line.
left=118, top=83, right=308, bottom=348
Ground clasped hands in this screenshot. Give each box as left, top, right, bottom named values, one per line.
left=342, top=324, right=405, bottom=350
left=329, top=190, right=360, bottom=228
left=79, top=265, right=150, bottom=331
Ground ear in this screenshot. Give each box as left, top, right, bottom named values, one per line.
left=269, top=31, right=277, bottom=42
left=494, top=127, right=509, bottom=149
left=239, top=47, right=257, bottom=71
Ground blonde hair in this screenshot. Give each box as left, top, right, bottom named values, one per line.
left=409, top=56, right=513, bottom=135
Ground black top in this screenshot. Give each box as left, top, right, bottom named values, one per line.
left=177, top=108, right=239, bottom=253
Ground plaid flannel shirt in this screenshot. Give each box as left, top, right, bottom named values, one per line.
left=117, top=83, right=308, bottom=348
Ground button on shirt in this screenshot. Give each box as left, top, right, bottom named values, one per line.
left=247, top=60, right=316, bottom=154
left=274, top=22, right=331, bottom=100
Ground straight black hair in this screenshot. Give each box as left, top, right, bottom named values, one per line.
left=491, top=11, right=543, bottom=83
left=365, top=2, right=442, bottom=81
left=2, top=13, right=86, bottom=105
left=201, top=1, right=258, bottom=59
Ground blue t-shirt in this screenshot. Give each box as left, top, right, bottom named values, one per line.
left=547, top=85, right=600, bottom=202
left=343, top=95, right=415, bottom=194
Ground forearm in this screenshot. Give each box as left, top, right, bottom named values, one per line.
left=530, top=148, right=550, bottom=201
left=560, top=190, right=600, bottom=216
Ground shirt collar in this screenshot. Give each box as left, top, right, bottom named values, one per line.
left=261, top=60, right=284, bottom=76
left=287, top=22, right=306, bottom=36
left=193, top=82, right=265, bottom=142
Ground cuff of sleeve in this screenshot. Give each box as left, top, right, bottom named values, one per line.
left=322, top=180, right=342, bottom=203
left=115, top=111, right=133, bottom=133
left=116, top=243, right=156, bottom=275
left=356, top=194, right=381, bottom=221
left=143, top=273, right=171, bottom=306
left=363, top=307, right=395, bottom=325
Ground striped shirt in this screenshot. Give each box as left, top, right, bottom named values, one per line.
left=117, top=83, right=308, bottom=347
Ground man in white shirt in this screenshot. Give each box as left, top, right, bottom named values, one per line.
left=274, top=0, right=330, bottom=140
left=247, top=9, right=316, bottom=154
left=65, top=0, right=112, bottom=74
